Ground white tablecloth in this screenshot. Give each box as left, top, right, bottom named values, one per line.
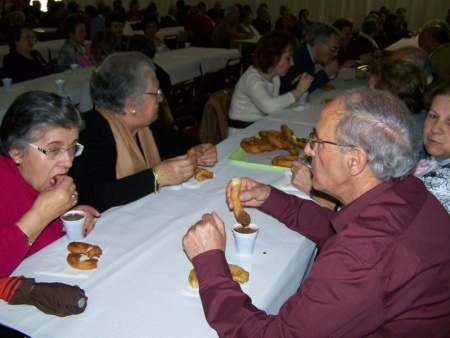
left=384, top=36, right=419, bottom=52
left=0, top=67, right=94, bottom=123
left=0, top=117, right=317, bottom=337
left=154, top=47, right=241, bottom=84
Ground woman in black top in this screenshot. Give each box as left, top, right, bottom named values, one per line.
left=3, top=25, right=52, bottom=84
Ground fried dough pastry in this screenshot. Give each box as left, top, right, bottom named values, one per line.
left=240, top=136, right=276, bottom=154
left=319, top=83, right=336, bottom=91
left=321, top=98, right=334, bottom=104
left=188, top=264, right=249, bottom=289
left=186, top=147, right=196, bottom=157
left=290, top=137, right=309, bottom=149
left=67, top=254, right=98, bottom=270
left=272, top=155, right=299, bottom=168
left=266, top=134, right=300, bottom=156
left=67, top=242, right=102, bottom=270
left=230, top=177, right=251, bottom=226
left=194, top=167, right=213, bottom=181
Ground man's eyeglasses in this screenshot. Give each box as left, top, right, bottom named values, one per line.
left=144, top=88, right=163, bottom=102
left=309, top=129, right=353, bottom=150
left=29, top=143, right=84, bottom=160
left=327, top=44, right=340, bottom=53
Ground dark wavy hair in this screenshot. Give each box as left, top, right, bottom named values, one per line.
left=253, top=30, right=298, bottom=73
left=0, top=91, right=83, bottom=157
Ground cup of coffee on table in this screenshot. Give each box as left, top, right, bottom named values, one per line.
left=61, top=210, right=86, bottom=241
left=232, top=223, right=259, bottom=255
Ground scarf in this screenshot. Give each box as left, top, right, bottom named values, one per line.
left=97, top=107, right=161, bottom=179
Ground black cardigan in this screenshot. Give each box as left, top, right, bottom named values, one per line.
left=70, top=108, right=199, bottom=212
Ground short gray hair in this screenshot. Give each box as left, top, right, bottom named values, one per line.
left=0, top=91, right=83, bottom=156
left=335, top=88, right=421, bottom=181
left=90, top=52, right=156, bottom=115
left=309, top=24, right=342, bottom=46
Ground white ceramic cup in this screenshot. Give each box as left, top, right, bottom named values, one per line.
left=70, top=64, right=79, bottom=74
left=232, top=223, right=259, bottom=255
left=2, top=77, right=12, bottom=90
left=61, top=210, right=86, bottom=241
left=54, top=79, right=65, bottom=92
left=184, top=42, right=191, bottom=48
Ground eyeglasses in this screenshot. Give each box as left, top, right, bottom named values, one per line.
left=327, top=44, right=340, bottom=53
left=309, top=129, right=353, bottom=150
left=144, top=88, right=163, bottom=102
left=28, top=143, right=84, bottom=160
left=20, top=35, right=37, bottom=43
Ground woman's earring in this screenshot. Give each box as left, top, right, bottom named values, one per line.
left=15, top=159, right=21, bottom=166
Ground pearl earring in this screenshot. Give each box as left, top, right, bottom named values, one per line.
left=15, top=159, right=21, bottom=166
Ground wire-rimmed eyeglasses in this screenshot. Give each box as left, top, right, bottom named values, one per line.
left=309, top=129, right=353, bottom=150
left=28, top=143, right=84, bottom=160
left=144, top=88, right=163, bottom=102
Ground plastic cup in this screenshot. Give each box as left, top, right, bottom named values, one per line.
left=299, top=92, right=308, bottom=104
left=61, top=210, right=86, bottom=241
left=2, top=77, right=12, bottom=90
left=184, top=42, right=191, bottom=48
left=232, top=223, right=259, bottom=255
left=70, top=64, right=79, bottom=74
left=55, top=79, right=65, bottom=92
left=156, top=46, right=164, bottom=53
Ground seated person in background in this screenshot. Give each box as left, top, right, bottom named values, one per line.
left=414, top=79, right=450, bottom=212
left=142, top=15, right=166, bottom=49
left=160, top=4, right=179, bottom=28
left=125, top=0, right=143, bottom=21
left=70, top=52, right=217, bottom=212
left=348, top=17, right=383, bottom=62
left=391, top=46, right=436, bottom=86
left=90, top=29, right=121, bottom=66
left=58, top=15, right=93, bottom=71
left=39, top=1, right=66, bottom=30
left=126, top=34, right=172, bottom=100
left=0, top=91, right=98, bottom=278
left=183, top=5, right=214, bottom=47
left=2, top=25, right=52, bottom=83
left=278, top=11, right=302, bottom=41
left=418, top=26, right=450, bottom=79
left=332, top=17, right=356, bottom=65
left=368, top=57, right=426, bottom=116
left=228, top=31, right=313, bottom=136
left=383, top=13, right=407, bottom=46
left=89, top=6, right=111, bottom=38
left=210, top=6, right=253, bottom=49
left=105, top=12, right=128, bottom=51
left=182, top=88, right=450, bottom=337
left=252, top=5, right=271, bottom=35
left=239, top=10, right=259, bottom=37
left=280, top=24, right=340, bottom=95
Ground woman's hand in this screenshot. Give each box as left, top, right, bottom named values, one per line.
left=72, top=205, right=100, bottom=237
left=292, top=73, right=314, bottom=100
left=195, top=144, right=217, bottom=167
left=16, top=176, right=78, bottom=242
left=225, top=177, right=271, bottom=209
left=291, top=159, right=312, bottom=194
left=155, top=154, right=197, bottom=187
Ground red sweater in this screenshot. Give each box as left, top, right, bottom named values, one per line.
left=0, top=156, right=64, bottom=277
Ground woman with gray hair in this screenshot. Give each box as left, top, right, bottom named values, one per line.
left=70, top=52, right=217, bottom=212
left=0, top=91, right=99, bottom=278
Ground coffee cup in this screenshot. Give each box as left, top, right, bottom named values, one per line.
left=61, top=210, right=86, bottom=241
left=70, top=64, right=79, bottom=74
left=184, top=42, right=191, bottom=48
left=156, top=46, right=164, bottom=53
left=232, top=223, right=259, bottom=255
left=2, top=77, right=12, bottom=90
left=54, top=79, right=65, bottom=92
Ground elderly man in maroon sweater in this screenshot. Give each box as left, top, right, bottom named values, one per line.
left=183, top=88, right=450, bottom=337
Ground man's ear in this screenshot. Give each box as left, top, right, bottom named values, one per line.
left=347, top=147, right=368, bottom=176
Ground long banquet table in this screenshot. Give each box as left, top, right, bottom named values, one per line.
left=0, top=75, right=367, bottom=337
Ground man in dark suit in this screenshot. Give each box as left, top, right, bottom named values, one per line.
left=280, top=24, right=340, bottom=94
left=160, top=4, right=179, bottom=28
left=252, top=6, right=271, bottom=35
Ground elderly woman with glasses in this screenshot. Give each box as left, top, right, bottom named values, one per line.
left=0, top=91, right=99, bottom=278
left=2, top=24, right=53, bottom=84
left=70, top=52, right=217, bottom=213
